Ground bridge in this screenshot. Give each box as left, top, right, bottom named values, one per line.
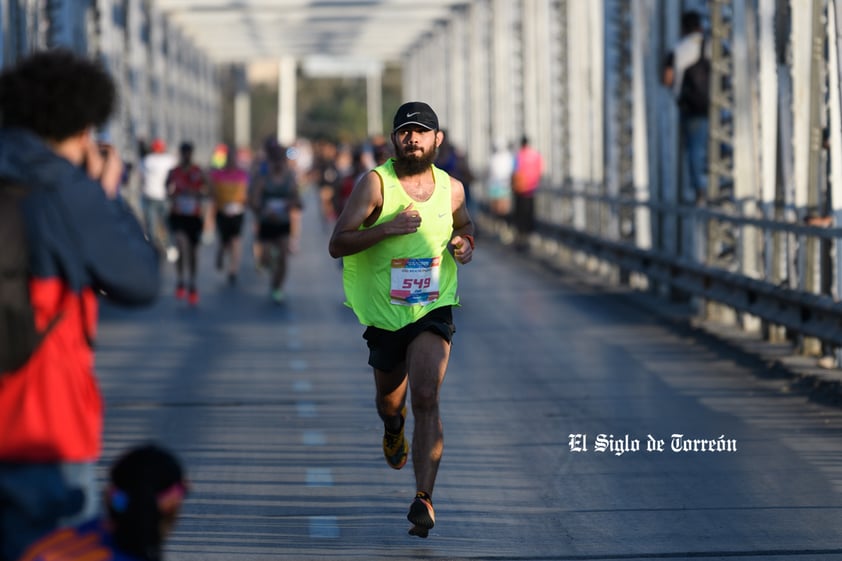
left=5, top=1, right=842, bottom=559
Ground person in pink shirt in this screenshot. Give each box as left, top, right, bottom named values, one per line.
left=209, top=145, right=249, bottom=285
left=511, top=135, right=543, bottom=250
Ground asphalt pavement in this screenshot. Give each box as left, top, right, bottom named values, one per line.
left=94, top=189, right=842, bottom=561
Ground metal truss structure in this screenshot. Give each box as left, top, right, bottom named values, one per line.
left=5, top=1, right=842, bottom=353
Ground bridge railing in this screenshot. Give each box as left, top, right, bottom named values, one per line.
left=477, top=186, right=842, bottom=349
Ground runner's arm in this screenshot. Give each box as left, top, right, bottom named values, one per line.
left=165, top=168, right=176, bottom=198
left=328, top=170, right=422, bottom=258
left=449, top=177, right=474, bottom=265
left=248, top=175, right=264, bottom=214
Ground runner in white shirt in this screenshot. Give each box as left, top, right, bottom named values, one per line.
left=140, top=138, right=178, bottom=259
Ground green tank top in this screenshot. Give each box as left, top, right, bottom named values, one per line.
left=343, top=159, right=459, bottom=331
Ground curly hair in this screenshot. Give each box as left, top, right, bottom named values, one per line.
left=0, top=48, right=116, bottom=141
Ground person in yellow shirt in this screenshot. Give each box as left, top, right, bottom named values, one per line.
left=329, top=102, right=474, bottom=538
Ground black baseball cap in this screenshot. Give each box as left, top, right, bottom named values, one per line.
left=392, top=101, right=439, bottom=132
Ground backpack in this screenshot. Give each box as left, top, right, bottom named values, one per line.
left=678, top=35, right=710, bottom=116
left=0, top=180, right=61, bottom=375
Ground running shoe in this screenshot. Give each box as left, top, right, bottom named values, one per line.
left=188, top=288, right=199, bottom=306
left=175, top=284, right=186, bottom=300
left=407, top=492, right=435, bottom=538
left=382, top=406, right=408, bottom=470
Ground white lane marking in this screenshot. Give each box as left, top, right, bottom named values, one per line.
left=292, top=380, right=312, bottom=392
left=309, top=515, right=339, bottom=538
left=306, top=467, right=333, bottom=487
left=289, top=359, right=308, bottom=371
left=302, top=430, right=326, bottom=446
left=297, top=401, right=317, bottom=417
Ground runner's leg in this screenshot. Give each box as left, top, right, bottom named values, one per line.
left=271, top=236, right=289, bottom=291
left=405, top=331, right=450, bottom=496
left=174, top=230, right=189, bottom=282
left=373, top=365, right=408, bottom=429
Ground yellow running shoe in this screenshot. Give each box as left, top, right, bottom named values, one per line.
left=382, top=406, right=408, bottom=469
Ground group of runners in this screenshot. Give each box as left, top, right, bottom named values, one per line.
left=140, top=138, right=302, bottom=305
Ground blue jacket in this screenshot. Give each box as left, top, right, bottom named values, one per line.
left=0, top=128, right=160, bottom=462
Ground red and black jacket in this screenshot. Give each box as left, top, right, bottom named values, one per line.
left=0, top=128, right=160, bottom=462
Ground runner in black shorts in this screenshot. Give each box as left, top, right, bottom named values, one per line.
left=250, top=143, right=302, bottom=304
left=328, top=102, right=475, bottom=538
left=166, top=141, right=208, bottom=305
left=209, top=145, right=249, bottom=285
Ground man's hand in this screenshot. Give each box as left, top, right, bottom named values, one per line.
left=450, top=235, right=473, bottom=264
left=84, top=139, right=123, bottom=199
left=385, top=203, right=422, bottom=235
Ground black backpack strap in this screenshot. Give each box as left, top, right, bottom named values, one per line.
left=0, top=177, right=73, bottom=350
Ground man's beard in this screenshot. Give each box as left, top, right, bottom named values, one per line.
left=393, top=145, right=438, bottom=176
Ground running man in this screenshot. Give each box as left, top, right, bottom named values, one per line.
left=167, top=141, right=209, bottom=305
left=328, top=101, right=474, bottom=538
left=140, top=138, right=177, bottom=260
left=250, top=142, right=302, bottom=304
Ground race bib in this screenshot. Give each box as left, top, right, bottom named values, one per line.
left=223, top=202, right=245, bottom=215
left=390, top=257, right=441, bottom=306
left=174, top=195, right=200, bottom=215
left=263, top=199, right=289, bottom=218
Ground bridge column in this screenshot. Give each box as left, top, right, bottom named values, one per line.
left=490, top=0, right=518, bottom=151
left=631, top=0, right=650, bottom=254
left=232, top=64, right=250, bottom=149
left=366, top=69, right=382, bottom=138
left=830, top=1, right=842, bottom=306
left=467, top=0, right=491, bottom=177
left=277, top=55, right=296, bottom=146
left=446, top=7, right=468, bottom=147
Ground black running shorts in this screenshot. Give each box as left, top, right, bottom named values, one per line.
left=258, top=220, right=291, bottom=241
left=169, top=214, right=203, bottom=246
left=215, top=212, right=244, bottom=244
left=362, top=306, right=455, bottom=372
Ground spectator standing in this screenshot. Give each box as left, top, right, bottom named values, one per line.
left=511, top=135, right=544, bottom=250
left=140, top=139, right=178, bottom=260
left=0, top=49, right=159, bottom=561
left=18, top=444, right=189, bottom=561
left=662, top=10, right=710, bottom=204
left=487, top=138, right=515, bottom=217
